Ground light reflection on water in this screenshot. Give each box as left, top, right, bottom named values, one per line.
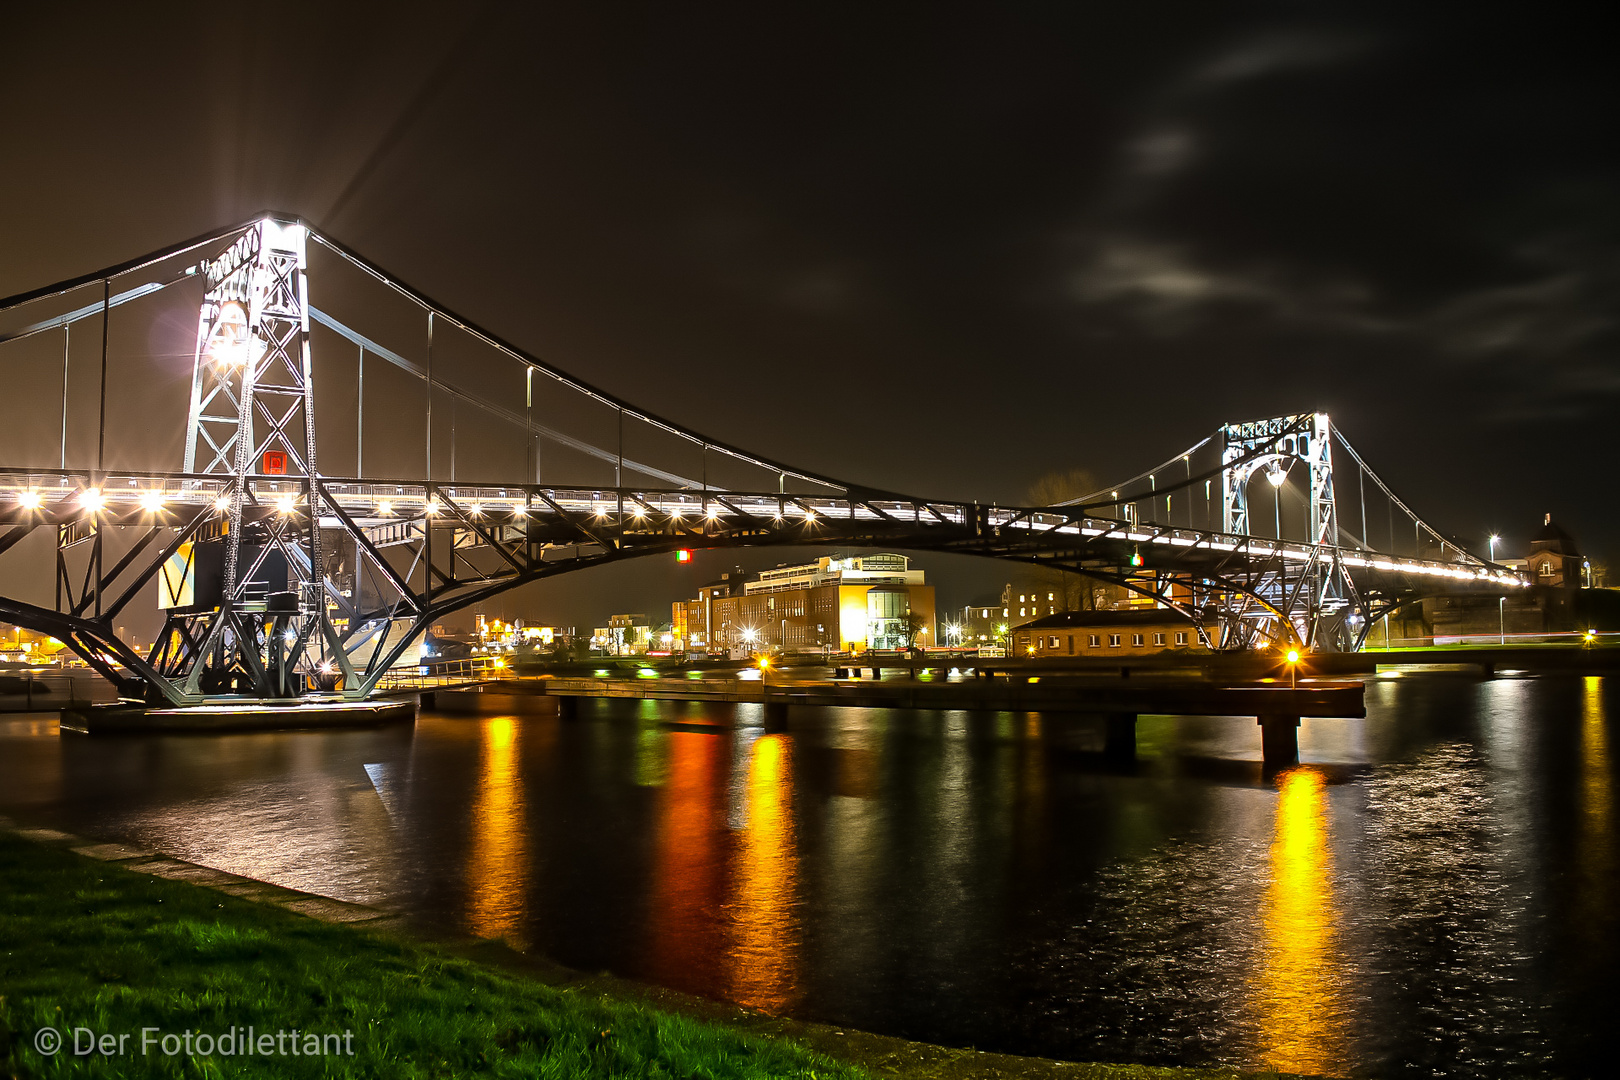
left=2, top=676, right=1617, bottom=1076
left=1251, top=767, right=1349, bottom=1075
left=646, top=730, right=727, bottom=989
left=1580, top=676, right=1611, bottom=893
left=465, top=716, right=529, bottom=945
left=727, top=734, right=800, bottom=1012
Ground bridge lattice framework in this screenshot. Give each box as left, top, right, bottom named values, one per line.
left=0, top=215, right=1524, bottom=705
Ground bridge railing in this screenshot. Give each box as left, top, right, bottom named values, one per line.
left=370, top=654, right=510, bottom=692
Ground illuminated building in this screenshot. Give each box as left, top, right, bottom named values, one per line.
left=591, top=614, right=653, bottom=656
left=958, top=580, right=1137, bottom=647
left=1009, top=609, right=1206, bottom=657
left=471, top=614, right=570, bottom=654
left=674, top=554, right=935, bottom=655
left=672, top=573, right=747, bottom=653
left=1422, top=515, right=1617, bottom=645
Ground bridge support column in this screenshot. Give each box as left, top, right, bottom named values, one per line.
left=1103, top=713, right=1136, bottom=758
left=1258, top=714, right=1300, bottom=767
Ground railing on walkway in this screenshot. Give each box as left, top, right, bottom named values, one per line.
left=0, top=669, right=119, bottom=712
left=370, top=655, right=511, bottom=692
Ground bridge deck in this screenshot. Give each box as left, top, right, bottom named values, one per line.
left=534, top=676, right=1365, bottom=718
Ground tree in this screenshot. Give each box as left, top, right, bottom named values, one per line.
left=1022, top=466, right=1113, bottom=612
left=1025, top=466, right=1099, bottom=508
left=901, top=609, right=929, bottom=649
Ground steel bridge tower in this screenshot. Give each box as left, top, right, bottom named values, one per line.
left=172, top=216, right=337, bottom=697
left=1219, top=412, right=1355, bottom=650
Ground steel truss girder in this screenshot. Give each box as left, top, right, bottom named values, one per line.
left=0, top=466, right=1525, bottom=699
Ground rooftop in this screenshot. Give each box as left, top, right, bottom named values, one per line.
left=1017, top=609, right=1194, bottom=630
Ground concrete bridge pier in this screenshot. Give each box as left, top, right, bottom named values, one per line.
left=1258, top=714, right=1300, bottom=767
left=1103, top=713, right=1136, bottom=758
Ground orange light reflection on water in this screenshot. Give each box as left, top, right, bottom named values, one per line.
left=728, top=734, right=800, bottom=1013
left=1252, top=766, right=1348, bottom=1076
left=646, top=731, right=728, bottom=988
left=466, top=716, right=529, bottom=945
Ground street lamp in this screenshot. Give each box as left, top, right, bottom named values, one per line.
left=1285, top=648, right=1301, bottom=690
left=1489, top=534, right=1504, bottom=645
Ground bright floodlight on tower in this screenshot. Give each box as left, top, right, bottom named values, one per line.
left=204, top=301, right=250, bottom=366
left=1267, top=465, right=1287, bottom=487
left=79, top=488, right=103, bottom=512
left=140, top=491, right=165, bottom=513
left=275, top=494, right=295, bottom=514
left=17, top=491, right=41, bottom=510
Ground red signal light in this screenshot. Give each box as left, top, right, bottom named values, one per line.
left=676, top=549, right=693, bottom=563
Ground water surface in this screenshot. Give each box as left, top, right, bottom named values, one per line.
left=2, top=673, right=1613, bottom=1077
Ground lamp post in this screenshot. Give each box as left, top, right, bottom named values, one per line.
left=1285, top=648, right=1300, bottom=690
left=1489, top=534, right=1504, bottom=645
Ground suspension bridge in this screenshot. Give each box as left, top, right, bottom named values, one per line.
left=0, top=214, right=1524, bottom=709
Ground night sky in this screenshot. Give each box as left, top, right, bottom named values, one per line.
left=3, top=2, right=1617, bottom=630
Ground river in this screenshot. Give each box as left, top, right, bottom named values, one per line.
left=1, top=672, right=1613, bottom=1077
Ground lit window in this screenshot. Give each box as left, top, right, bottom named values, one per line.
left=1048, top=636, right=1060, bottom=648
left=1048, top=593, right=1054, bottom=601
left=1132, top=634, right=1144, bottom=647
left=1089, top=635, right=1100, bottom=647
left=1109, top=634, right=1121, bottom=647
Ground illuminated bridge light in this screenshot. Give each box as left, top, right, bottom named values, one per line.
left=17, top=491, right=41, bottom=510
left=78, top=488, right=103, bottom=512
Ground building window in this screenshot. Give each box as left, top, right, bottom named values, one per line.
left=1048, top=636, right=1060, bottom=648
left=1132, top=634, right=1144, bottom=646
left=1174, top=631, right=1188, bottom=646
left=1089, top=635, right=1100, bottom=647
left=1153, top=632, right=1165, bottom=646
left=1109, top=634, right=1121, bottom=647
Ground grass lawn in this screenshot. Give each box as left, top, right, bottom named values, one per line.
left=0, top=830, right=868, bottom=1079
